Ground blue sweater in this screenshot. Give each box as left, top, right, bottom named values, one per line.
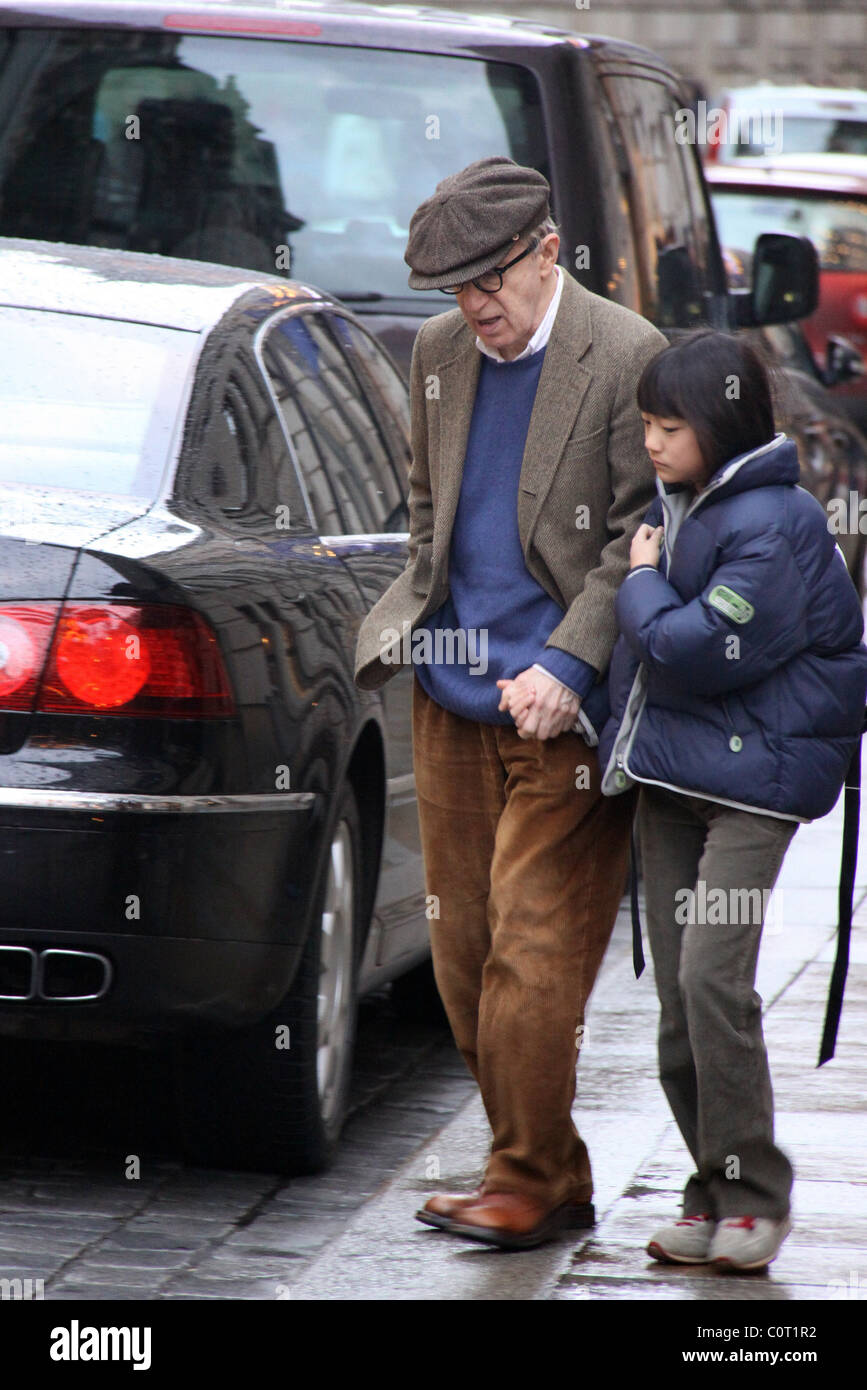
left=416, top=347, right=596, bottom=723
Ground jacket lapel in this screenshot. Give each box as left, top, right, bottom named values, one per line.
left=517, top=273, right=593, bottom=554
left=430, top=334, right=481, bottom=577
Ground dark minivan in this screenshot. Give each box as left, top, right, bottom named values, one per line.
left=8, top=3, right=863, bottom=559
left=0, top=0, right=821, bottom=365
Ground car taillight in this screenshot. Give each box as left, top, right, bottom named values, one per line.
left=52, top=607, right=152, bottom=709
left=0, top=605, right=57, bottom=710
left=0, top=602, right=234, bottom=717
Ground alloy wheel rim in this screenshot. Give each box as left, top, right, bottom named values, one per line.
left=317, top=820, right=354, bottom=1126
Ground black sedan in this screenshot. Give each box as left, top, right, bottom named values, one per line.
left=0, top=238, right=429, bottom=1173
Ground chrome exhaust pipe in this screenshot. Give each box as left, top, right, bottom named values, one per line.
left=0, top=945, right=112, bottom=1002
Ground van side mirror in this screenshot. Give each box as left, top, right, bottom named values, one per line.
left=731, top=233, right=819, bottom=328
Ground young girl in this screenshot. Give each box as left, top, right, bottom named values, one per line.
left=598, top=329, right=867, bottom=1271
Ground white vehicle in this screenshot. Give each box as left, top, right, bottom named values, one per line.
left=707, top=85, right=867, bottom=164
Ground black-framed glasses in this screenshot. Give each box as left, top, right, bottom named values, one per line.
left=439, top=238, right=540, bottom=295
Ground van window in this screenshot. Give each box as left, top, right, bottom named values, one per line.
left=722, top=116, right=867, bottom=160
left=0, top=28, right=547, bottom=303
left=602, top=74, right=714, bottom=327
left=585, top=86, right=643, bottom=312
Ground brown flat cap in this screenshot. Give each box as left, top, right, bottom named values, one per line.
left=405, top=156, right=551, bottom=291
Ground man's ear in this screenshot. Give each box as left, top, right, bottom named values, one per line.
left=540, top=233, right=560, bottom=272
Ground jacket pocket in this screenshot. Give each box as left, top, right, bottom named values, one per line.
left=561, top=425, right=607, bottom=461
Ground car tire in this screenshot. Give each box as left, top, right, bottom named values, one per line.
left=390, top=957, right=448, bottom=1026
left=176, top=784, right=363, bottom=1174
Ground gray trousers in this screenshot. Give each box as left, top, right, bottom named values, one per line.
left=637, top=784, right=798, bottom=1220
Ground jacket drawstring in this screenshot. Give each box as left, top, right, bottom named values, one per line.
left=818, top=709, right=867, bottom=1065
left=631, top=823, right=645, bottom=978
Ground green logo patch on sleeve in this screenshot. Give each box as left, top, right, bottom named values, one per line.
left=708, top=584, right=755, bottom=625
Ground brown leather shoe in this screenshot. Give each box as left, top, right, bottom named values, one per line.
left=416, top=1187, right=487, bottom=1230
left=427, top=1190, right=595, bottom=1250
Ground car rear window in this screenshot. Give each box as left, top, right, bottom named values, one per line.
left=711, top=188, right=867, bottom=273
left=721, top=116, right=867, bottom=160
left=0, top=307, right=196, bottom=497
left=0, top=28, right=547, bottom=302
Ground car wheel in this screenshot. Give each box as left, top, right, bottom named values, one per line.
left=177, top=784, right=362, bottom=1174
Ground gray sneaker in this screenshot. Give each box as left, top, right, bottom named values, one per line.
left=647, top=1214, right=715, bottom=1264
left=710, top=1215, right=792, bottom=1271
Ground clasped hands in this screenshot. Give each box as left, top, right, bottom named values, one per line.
left=496, top=668, right=580, bottom=741
left=496, top=525, right=665, bottom=739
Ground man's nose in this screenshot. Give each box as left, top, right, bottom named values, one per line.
left=459, top=285, right=491, bottom=314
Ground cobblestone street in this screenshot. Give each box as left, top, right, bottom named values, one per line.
left=0, top=998, right=471, bottom=1300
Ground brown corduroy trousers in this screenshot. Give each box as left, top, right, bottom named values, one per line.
left=412, top=674, right=635, bottom=1208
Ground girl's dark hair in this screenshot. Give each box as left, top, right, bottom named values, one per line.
left=636, top=329, right=776, bottom=479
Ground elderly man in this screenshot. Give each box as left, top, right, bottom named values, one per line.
left=355, top=157, right=666, bottom=1250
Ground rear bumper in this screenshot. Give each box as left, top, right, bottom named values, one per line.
left=0, top=789, right=317, bottom=814
left=0, top=936, right=297, bottom=1041
left=0, top=790, right=323, bottom=1039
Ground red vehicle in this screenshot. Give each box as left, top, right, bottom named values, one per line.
left=708, top=157, right=867, bottom=426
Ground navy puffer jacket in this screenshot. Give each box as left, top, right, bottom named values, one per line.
left=599, top=433, right=867, bottom=821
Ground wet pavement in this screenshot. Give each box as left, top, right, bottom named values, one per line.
left=0, top=1000, right=472, bottom=1300
left=283, top=774, right=867, bottom=1302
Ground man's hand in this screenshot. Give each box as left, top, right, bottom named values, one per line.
left=497, top=668, right=579, bottom=740
left=630, top=523, right=664, bottom=570
left=497, top=669, right=537, bottom=723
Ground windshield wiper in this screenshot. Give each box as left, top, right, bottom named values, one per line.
left=332, top=292, right=386, bottom=302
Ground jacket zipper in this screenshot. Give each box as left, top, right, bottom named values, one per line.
left=720, top=696, right=743, bottom=753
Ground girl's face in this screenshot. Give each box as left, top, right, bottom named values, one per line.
left=641, top=413, right=708, bottom=490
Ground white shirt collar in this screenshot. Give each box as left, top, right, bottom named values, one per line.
left=475, top=266, right=563, bottom=363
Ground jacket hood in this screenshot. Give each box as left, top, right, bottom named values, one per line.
left=660, top=432, right=800, bottom=511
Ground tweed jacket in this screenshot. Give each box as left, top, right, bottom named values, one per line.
left=354, top=271, right=667, bottom=692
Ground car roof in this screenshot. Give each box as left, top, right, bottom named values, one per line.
left=706, top=160, right=867, bottom=198
left=0, top=0, right=673, bottom=67
left=713, top=85, right=867, bottom=112
left=0, top=239, right=327, bottom=331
